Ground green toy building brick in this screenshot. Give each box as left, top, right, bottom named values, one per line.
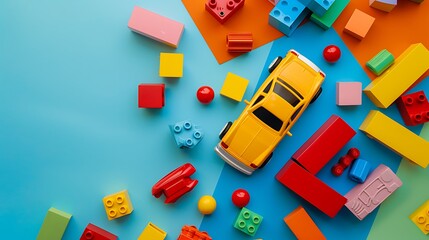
left=234, top=207, right=263, bottom=236
left=36, top=207, right=72, bottom=240
left=366, top=49, right=395, bottom=76
left=310, top=0, right=350, bottom=30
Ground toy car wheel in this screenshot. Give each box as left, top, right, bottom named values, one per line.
left=268, top=56, right=282, bottom=73
left=310, top=87, right=322, bottom=104
left=259, top=152, right=273, bottom=169
left=219, top=121, right=232, bottom=140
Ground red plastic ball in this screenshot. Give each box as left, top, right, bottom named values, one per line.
left=232, top=189, right=250, bottom=208
left=323, top=45, right=341, bottom=63
left=197, top=86, right=215, bottom=104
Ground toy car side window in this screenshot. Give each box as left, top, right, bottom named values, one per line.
left=253, top=106, right=283, bottom=131
left=263, top=81, right=272, bottom=94
left=252, top=96, right=264, bottom=106
left=273, top=83, right=300, bottom=107
left=290, top=105, right=303, bottom=121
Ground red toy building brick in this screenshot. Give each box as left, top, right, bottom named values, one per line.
left=292, top=115, right=356, bottom=175
left=205, top=0, right=245, bottom=24
left=80, top=223, right=117, bottom=240
left=396, top=90, right=429, bottom=126
left=177, top=225, right=212, bottom=240
left=276, top=160, right=347, bottom=218
left=331, top=147, right=360, bottom=176
left=138, top=84, right=165, bottom=108
left=226, top=33, right=253, bottom=53
left=152, top=163, right=198, bottom=204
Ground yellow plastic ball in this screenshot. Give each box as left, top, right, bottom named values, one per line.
left=198, top=195, right=216, bottom=215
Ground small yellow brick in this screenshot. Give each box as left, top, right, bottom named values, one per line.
left=138, top=222, right=167, bottom=240
left=410, top=200, right=429, bottom=234
left=159, top=53, right=183, bottom=77
left=103, top=190, right=133, bottom=220
left=220, top=72, right=249, bottom=102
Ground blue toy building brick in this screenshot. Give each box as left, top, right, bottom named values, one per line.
left=349, top=158, right=371, bottom=183
left=307, top=0, right=336, bottom=17
left=234, top=207, right=263, bottom=236
left=268, top=0, right=310, bottom=37
left=169, top=120, right=203, bottom=149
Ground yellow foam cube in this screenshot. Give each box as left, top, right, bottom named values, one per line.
left=159, top=53, right=183, bottom=77
left=410, top=200, right=429, bottom=235
left=364, top=43, right=429, bottom=108
left=138, top=222, right=167, bottom=240
left=103, top=190, right=133, bottom=220
left=220, top=72, right=249, bottom=102
left=359, top=110, right=429, bottom=168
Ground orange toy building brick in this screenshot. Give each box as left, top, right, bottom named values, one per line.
left=284, top=206, right=326, bottom=240
left=177, top=225, right=212, bottom=240
left=102, top=190, right=134, bottom=220
left=344, top=9, right=375, bottom=40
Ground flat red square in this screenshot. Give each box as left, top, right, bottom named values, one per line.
left=138, top=84, right=165, bottom=108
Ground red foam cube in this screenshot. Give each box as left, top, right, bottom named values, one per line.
left=80, top=223, right=117, bottom=240
left=396, top=90, right=429, bottom=126
left=138, top=84, right=165, bottom=108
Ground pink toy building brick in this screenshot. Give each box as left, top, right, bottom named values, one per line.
left=336, top=82, right=362, bottom=106
left=344, top=164, right=402, bottom=220
left=128, top=6, right=184, bottom=48
left=138, top=84, right=165, bottom=109
left=396, top=90, right=429, bottom=126
left=291, top=115, right=356, bottom=175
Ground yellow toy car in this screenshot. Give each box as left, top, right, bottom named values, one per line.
left=215, top=50, right=326, bottom=175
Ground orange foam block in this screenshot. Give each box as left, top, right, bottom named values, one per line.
left=182, top=0, right=283, bottom=64
left=128, top=6, right=184, bottom=48
left=344, top=9, right=375, bottom=40
left=284, top=206, right=326, bottom=240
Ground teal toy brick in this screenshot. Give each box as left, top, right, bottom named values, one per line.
left=234, top=207, right=263, bottom=236
left=37, top=207, right=72, bottom=240
left=169, top=120, right=203, bottom=149
left=310, top=0, right=350, bottom=30
left=366, top=49, right=395, bottom=76
left=307, top=0, right=336, bottom=17
left=349, top=158, right=371, bottom=183
left=268, top=0, right=310, bottom=37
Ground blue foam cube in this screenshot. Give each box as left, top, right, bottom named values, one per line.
left=169, top=120, right=203, bottom=149
left=349, top=158, right=371, bottom=183
left=308, top=0, right=336, bottom=17
left=268, top=0, right=310, bottom=36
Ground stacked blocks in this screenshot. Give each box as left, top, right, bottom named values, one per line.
left=364, top=43, right=429, bottom=108
left=178, top=225, right=212, bottom=240
left=344, top=9, right=375, bottom=40
left=37, top=208, right=72, bottom=240
left=410, top=200, right=429, bottom=234
left=205, top=0, right=245, bottom=24
left=359, top=110, right=429, bottom=168
left=366, top=49, right=394, bottom=76
left=103, top=190, right=133, bottom=220
left=169, top=120, right=203, bottom=149
left=138, top=222, right=167, bottom=240
left=349, top=158, right=371, bottom=183
left=370, top=0, right=397, bottom=12
left=336, top=82, right=362, bottom=106
left=226, top=32, right=253, bottom=53
left=306, top=0, right=336, bottom=17
left=268, top=0, right=310, bottom=37
left=159, top=53, right=184, bottom=77
left=138, top=84, right=165, bottom=108
left=128, top=6, right=184, bottom=48
left=234, top=207, right=263, bottom=236
left=80, top=223, right=118, bottom=240
left=220, top=72, right=249, bottom=102
left=345, top=164, right=402, bottom=220
left=284, top=206, right=326, bottom=240
left=310, top=0, right=350, bottom=29
left=396, top=91, right=429, bottom=126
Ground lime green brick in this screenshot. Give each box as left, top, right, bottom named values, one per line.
left=37, top=208, right=72, bottom=240
left=310, top=0, right=350, bottom=30
left=234, top=207, right=263, bottom=236
left=366, top=49, right=395, bottom=76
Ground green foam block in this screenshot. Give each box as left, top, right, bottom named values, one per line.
left=36, top=207, right=72, bottom=240
left=310, top=0, right=350, bottom=30
left=366, top=49, right=395, bottom=76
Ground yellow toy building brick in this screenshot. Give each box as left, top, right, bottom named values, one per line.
left=410, top=200, right=429, bottom=234
left=159, top=53, right=184, bottom=77
left=220, top=72, right=249, bottom=102
left=359, top=110, right=429, bottom=168
left=138, top=222, right=167, bottom=240
left=363, top=43, right=429, bottom=108
left=103, top=190, right=133, bottom=220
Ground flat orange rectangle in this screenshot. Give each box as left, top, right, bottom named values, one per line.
left=284, top=206, right=326, bottom=240
left=182, top=0, right=283, bottom=64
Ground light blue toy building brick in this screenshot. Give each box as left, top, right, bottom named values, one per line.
left=307, top=0, right=336, bottom=17
left=268, top=0, right=310, bottom=37
left=169, top=120, right=203, bottom=149
left=234, top=207, right=263, bottom=236
left=349, top=158, right=371, bottom=183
